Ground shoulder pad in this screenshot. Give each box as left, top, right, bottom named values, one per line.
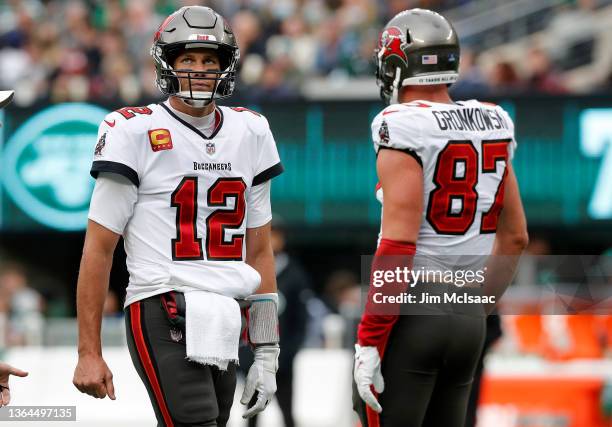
left=376, top=103, right=424, bottom=123
left=495, top=106, right=515, bottom=131
left=112, top=105, right=155, bottom=121
left=372, top=105, right=423, bottom=152
left=102, top=105, right=156, bottom=132
left=401, top=101, right=433, bottom=108
left=228, top=106, right=269, bottom=136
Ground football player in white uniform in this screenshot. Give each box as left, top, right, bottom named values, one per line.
left=353, top=9, right=528, bottom=427
left=73, top=7, right=283, bottom=426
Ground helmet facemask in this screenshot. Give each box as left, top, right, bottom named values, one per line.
left=151, top=5, right=241, bottom=108
left=152, top=42, right=239, bottom=107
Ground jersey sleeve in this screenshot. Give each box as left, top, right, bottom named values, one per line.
left=88, top=172, right=138, bottom=234
left=90, top=114, right=141, bottom=186
left=371, top=109, right=423, bottom=165
left=252, top=118, right=284, bottom=186
left=246, top=180, right=272, bottom=228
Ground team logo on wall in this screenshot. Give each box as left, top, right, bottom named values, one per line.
left=148, top=128, right=173, bottom=152
left=2, top=103, right=109, bottom=230
left=206, top=142, right=215, bottom=155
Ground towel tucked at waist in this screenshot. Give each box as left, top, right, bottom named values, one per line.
left=184, top=290, right=241, bottom=370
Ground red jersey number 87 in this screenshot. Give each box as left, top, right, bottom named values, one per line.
left=426, top=139, right=511, bottom=235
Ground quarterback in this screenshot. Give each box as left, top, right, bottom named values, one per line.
left=73, top=6, right=283, bottom=427
left=353, top=9, right=528, bottom=427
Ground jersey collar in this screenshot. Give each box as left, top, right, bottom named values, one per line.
left=159, top=102, right=224, bottom=140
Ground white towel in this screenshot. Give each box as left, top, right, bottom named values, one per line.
left=184, top=290, right=241, bottom=370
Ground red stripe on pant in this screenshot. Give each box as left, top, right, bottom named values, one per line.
left=364, top=322, right=396, bottom=427
left=130, top=302, right=174, bottom=427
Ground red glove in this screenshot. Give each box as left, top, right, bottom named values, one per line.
left=357, top=238, right=416, bottom=355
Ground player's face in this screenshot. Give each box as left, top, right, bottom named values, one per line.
left=173, top=48, right=221, bottom=94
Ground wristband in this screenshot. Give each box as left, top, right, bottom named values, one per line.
left=246, top=293, right=280, bottom=346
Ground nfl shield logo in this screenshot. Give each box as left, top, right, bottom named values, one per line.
left=206, top=142, right=215, bottom=154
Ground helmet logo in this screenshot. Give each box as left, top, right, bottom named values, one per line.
left=188, top=34, right=218, bottom=42
left=379, top=26, right=408, bottom=65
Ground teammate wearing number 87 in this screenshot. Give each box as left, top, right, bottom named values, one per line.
left=353, top=9, right=529, bottom=427
left=73, top=6, right=283, bottom=426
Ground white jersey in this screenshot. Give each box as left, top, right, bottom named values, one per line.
left=372, top=99, right=516, bottom=257
left=90, top=103, right=283, bottom=306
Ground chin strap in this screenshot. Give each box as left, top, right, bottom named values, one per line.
left=246, top=293, right=280, bottom=346
left=389, top=67, right=402, bottom=105
left=179, top=96, right=213, bottom=108
left=175, top=72, right=217, bottom=107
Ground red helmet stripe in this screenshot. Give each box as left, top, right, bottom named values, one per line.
left=154, top=13, right=176, bottom=41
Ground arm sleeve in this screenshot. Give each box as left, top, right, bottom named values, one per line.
left=246, top=180, right=272, bottom=228
left=88, top=172, right=138, bottom=234
left=252, top=122, right=284, bottom=186
left=90, top=114, right=141, bottom=186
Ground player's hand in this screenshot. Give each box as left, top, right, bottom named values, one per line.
left=0, top=362, right=28, bottom=407
left=354, top=344, right=384, bottom=413
left=240, top=344, right=279, bottom=418
left=73, top=353, right=116, bottom=400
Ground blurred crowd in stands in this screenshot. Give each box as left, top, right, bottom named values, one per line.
left=1, top=0, right=611, bottom=107
left=0, top=263, right=44, bottom=347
